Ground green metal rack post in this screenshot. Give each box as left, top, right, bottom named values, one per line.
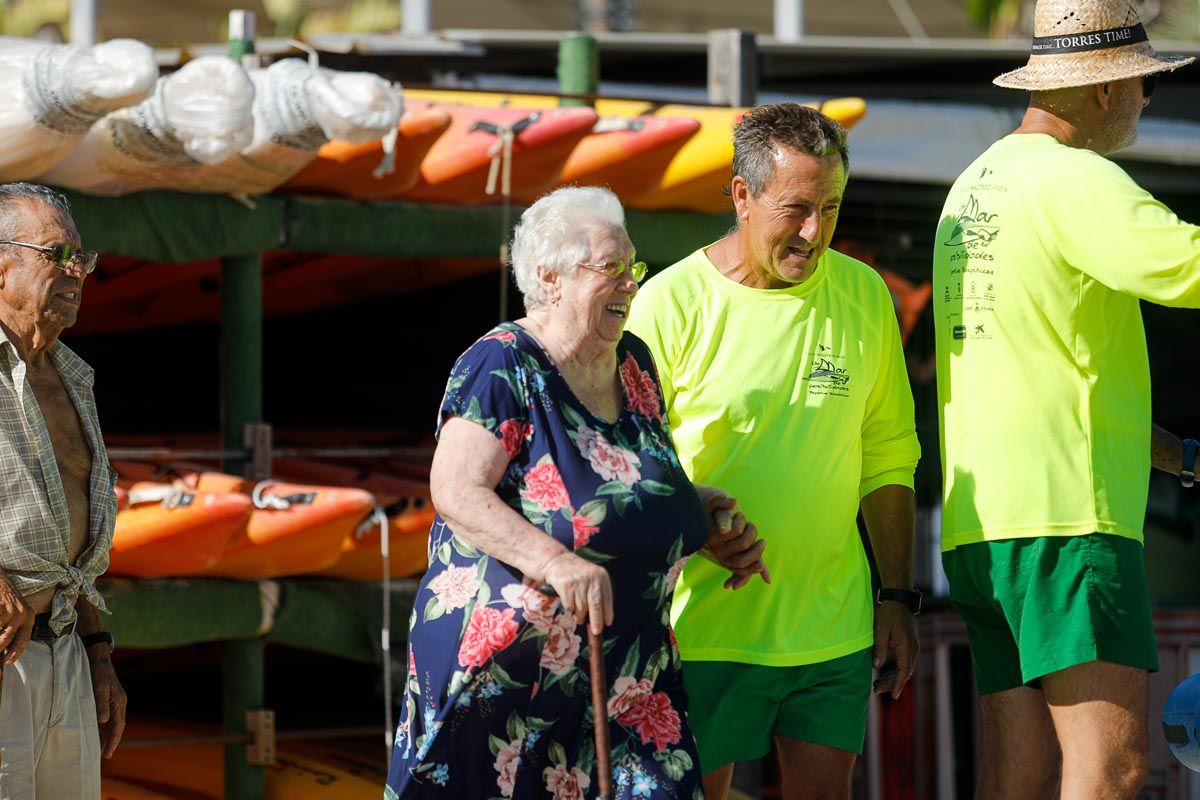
left=557, top=34, right=598, bottom=106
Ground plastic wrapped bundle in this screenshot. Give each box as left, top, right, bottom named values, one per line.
left=38, top=56, right=255, bottom=196
left=175, top=58, right=402, bottom=196
left=0, top=37, right=157, bottom=181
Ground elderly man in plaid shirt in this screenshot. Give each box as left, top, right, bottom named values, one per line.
left=0, top=183, right=125, bottom=799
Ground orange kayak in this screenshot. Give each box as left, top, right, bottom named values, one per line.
left=193, top=475, right=376, bottom=580
left=398, top=103, right=598, bottom=203
left=101, top=777, right=186, bottom=800
left=104, top=721, right=383, bottom=798
left=523, top=115, right=701, bottom=202
left=273, top=459, right=433, bottom=581
left=308, top=495, right=435, bottom=581
left=106, top=484, right=253, bottom=578
left=282, top=106, right=452, bottom=198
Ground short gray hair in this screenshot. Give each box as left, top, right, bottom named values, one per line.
left=0, top=183, right=74, bottom=240
left=510, top=186, right=625, bottom=311
left=732, top=104, right=849, bottom=197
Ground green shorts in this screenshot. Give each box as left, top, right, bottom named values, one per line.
left=681, top=649, right=872, bottom=773
left=942, top=533, right=1158, bottom=696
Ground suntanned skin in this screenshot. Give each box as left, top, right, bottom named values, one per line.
left=0, top=196, right=126, bottom=759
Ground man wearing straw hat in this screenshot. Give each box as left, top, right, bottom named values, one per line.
left=934, top=1, right=1198, bottom=796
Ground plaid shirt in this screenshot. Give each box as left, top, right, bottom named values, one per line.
left=0, top=328, right=115, bottom=634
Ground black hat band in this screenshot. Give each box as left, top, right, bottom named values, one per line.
left=1030, top=23, right=1148, bottom=54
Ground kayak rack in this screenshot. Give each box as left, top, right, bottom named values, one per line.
left=107, top=424, right=431, bottom=482
left=119, top=714, right=382, bottom=769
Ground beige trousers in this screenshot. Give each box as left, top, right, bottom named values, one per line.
left=0, top=635, right=100, bottom=799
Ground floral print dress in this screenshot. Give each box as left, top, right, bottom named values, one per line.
left=385, top=323, right=709, bottom=800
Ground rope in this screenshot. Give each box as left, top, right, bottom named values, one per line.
left=473, top=112, right=540, bottom=323
left=127, top=484, right=186, bottom=508
left=256, top=580, right=281, bottom=636
left=376, top=506, right=394, bottom=764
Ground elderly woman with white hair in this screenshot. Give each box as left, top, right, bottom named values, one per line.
left=386, top=187, right=768, bottom=800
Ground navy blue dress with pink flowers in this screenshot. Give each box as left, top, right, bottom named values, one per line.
left=385, top=323, right=709, bottom=800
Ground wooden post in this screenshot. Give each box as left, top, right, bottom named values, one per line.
left=219, top=254, right=263, bottom=478
left=222, top=638, right=265, bottom=800
left=221, top=15, right=266, bottom=800
left=557, top=34, right=598, bottom=107
left=706, top=29, right=758, bottom=107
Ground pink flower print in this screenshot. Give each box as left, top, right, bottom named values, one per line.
left=617, top=691, right=682, bottom=752
left=539, top=613, right=582, bottom=676
left=494, top=738, right=523, bottom=797
left=499, top=419, right=533, bottom=460
left=428, top=564, right=477, bottom=611
left=575, top=426, right=641, bottom=485
left=620, top=352, right=662, bottom=421
left=501, top=583, right=558, bottom=632
left=545, top=763, right=591, bottom=800
left=607, top=675, right=653, bottom=719
left=482, top=330, right=517, bottom=344
left=458, top=606, right=519, bottom=669
left=571, top=511, right=599, bottom=548
left=521, top=461, right=571, bottom=511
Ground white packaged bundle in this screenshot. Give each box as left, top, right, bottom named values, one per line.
left=38, top=55, right=256, bottom=196
left=0, top=37, right=157, bottom=181
left=176, top=58, right=402, bottom=196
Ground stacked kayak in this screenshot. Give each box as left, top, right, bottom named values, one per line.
left=104, top=721, right=383, bottom=799
left=107, top=485, right=253, bottom=578
left=109, top=460, right=431, bottom=581
left=281, top=88, right=869, bottom=212
left=273, top=458, right=434, bottom=580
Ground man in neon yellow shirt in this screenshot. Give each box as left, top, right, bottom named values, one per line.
left=934, top=1, right=1198, bottom=797
left=627, top=103, right=921, bottom=800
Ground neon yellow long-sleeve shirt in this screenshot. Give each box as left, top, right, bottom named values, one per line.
left=935, top=134, right=1200, bottom=551
left=627, top=246, right=920, bottom=665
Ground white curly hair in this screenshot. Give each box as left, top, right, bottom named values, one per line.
left=510, top=186, right=626, bottom=311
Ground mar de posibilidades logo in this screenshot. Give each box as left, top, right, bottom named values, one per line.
left=805, top=343, right=850, bottom=398
left=944, top=194, right=1000, bottom=248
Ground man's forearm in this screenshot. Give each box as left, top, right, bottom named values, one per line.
left=861, top=484, right=916, bottom=589
left=74, top=594, right=105, bottom=637
left=1152, top=423, right=1184, bottom=475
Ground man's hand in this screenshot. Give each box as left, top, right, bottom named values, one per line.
left=86, top=644, right=127, bottom=758
left=695, top=486, right=771, bottom=590
left=0, top=571, right=34, bottom=665
left=871, top=600, right=918, bottom=699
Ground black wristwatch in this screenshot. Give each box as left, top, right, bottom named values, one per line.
left=80, top=630, right=114, bottom=650
left=877, top=588, right=923, bottom=615
left=1181, top=439, right=1198, bottom=488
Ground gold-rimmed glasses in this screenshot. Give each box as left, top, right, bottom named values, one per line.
left=576, top=256, right=647, bottom=284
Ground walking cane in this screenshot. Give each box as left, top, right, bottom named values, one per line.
left=588, top=627, right=613, bottom=799
left=538, top=586, right=614, bottom=799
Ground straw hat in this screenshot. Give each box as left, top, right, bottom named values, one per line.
left=994, top=0, right=1195, bottom=90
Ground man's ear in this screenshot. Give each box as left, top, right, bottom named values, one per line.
left=1094, top=81, right=1115, bottom=112
left=730, top=175, right=751, bottom=221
